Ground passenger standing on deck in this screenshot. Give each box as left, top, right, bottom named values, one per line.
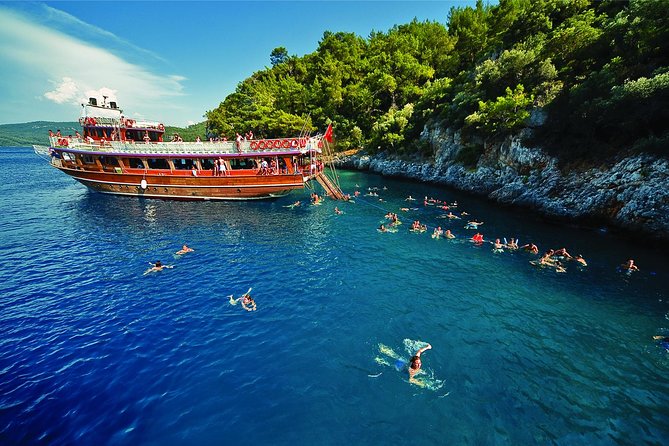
left=236, top=133, right=243, bottom=152
left=219, top=159, right=227, bottom=176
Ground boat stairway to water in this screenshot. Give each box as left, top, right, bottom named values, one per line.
left=314, top=171, right=346, bottom=200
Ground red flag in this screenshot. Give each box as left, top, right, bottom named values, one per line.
left=324, top=123, right=333, bottom=143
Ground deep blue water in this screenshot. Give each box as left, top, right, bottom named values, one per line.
left=1, top=146, right=669, bottom=445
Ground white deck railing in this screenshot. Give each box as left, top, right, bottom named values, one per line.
left=48, top=137, right=320, bottom=156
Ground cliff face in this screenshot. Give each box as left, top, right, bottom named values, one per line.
left=338, top=124, right=669, bottom=240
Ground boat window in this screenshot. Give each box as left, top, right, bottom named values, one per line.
left=146, top=158, right=170, bottom=169
left=229, top=158, right=257, bottom=170
left=62, top=152, right=75, bottom=161
left=100, top=156, right=119, bottom=167
left=96, top=128, right=110, bottom=138
left=127, top=158, right=145, bottom=169
left=200, top=159, right=214, bottom=170
left=173, top=159, right=195, bottom=170
left=82, top=155, right=96, bottom=164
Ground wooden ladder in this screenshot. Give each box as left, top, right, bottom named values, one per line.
left=314, top=171, right=346, bottom=200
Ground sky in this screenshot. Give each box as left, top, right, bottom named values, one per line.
left=0, top=1, right=476, bottom=127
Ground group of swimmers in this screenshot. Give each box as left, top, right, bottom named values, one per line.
left=367, top=189, right=647, bottom=277
left=143, top=244, right=258, bottom=311
left=144, top=244, right=194, bottom=275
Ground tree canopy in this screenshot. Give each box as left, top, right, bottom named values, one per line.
left=206, top=0, right=669, bottom=161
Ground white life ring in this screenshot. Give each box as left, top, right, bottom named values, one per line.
left=140, top=179, right=148, bottom=190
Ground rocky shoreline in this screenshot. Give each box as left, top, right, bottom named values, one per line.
left=335, top=125, right=669, bottom=242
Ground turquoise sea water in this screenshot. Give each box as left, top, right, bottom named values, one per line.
left=1, top=147, right=669, bottom=445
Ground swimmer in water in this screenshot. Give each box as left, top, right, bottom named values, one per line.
left=573, top=254, right=587, bottom=266
left=176, top=244, right=194, bottom=255
left=408, top=343, right=432, bottom=383
left=229, top=288, right=256, bottom=311
left=621, top=259, right=639, bottom=272
left=378, top=224, right=387, bottom=233
left=553, top=247, right=572, bottom=259
left=334, top=207, right=343, bottom=215
left=505, top=238, right=518, bottom=250
left=405, top=195, right=415, bottom=201
left=444, top=229, right=455, bottom=239
left=241, top=294, right=257, bottom=311
left=520, top=243, right=539, bottom=255
left=144, top=260, right=173, bottom=275
left=465, top=220, right=483, bottom=229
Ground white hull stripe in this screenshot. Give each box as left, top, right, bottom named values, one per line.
left=72, top=176, right=303, bottom=189
left=93, top=189, right=292, bottom=200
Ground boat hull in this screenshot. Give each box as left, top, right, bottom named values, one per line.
left=56, top=166, right=303, bottom=200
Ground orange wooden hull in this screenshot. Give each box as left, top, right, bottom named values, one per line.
left=56, top=166, right=304, bottom=200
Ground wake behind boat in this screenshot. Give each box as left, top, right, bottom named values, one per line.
left=34, top=97, right=344, bottom=201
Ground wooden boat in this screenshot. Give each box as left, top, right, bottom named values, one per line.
left=33, top=97, right=335, bottom=200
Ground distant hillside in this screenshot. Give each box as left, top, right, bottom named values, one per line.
left=0, top=121, right=208, bottom=146
left=0, top=121, right=79, bottom=146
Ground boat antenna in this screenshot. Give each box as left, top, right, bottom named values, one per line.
left=299, top=113, right=311, bottom=139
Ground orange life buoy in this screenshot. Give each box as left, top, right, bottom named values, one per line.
left=290, top=139, right=298, bottom=148
left=258, top=140, right=266, bottom=149
left=299, top=138, right=307, bottom=148
left=250, top=141, right=258, bottom=150
left=273, top=140, right=281, bottom=148
left=281, top=139, right=290, bottom=149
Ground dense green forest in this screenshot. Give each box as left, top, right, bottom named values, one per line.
left=206, top=0, right=669, bottom=161
left=0, top=121, right=206, bottom=147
